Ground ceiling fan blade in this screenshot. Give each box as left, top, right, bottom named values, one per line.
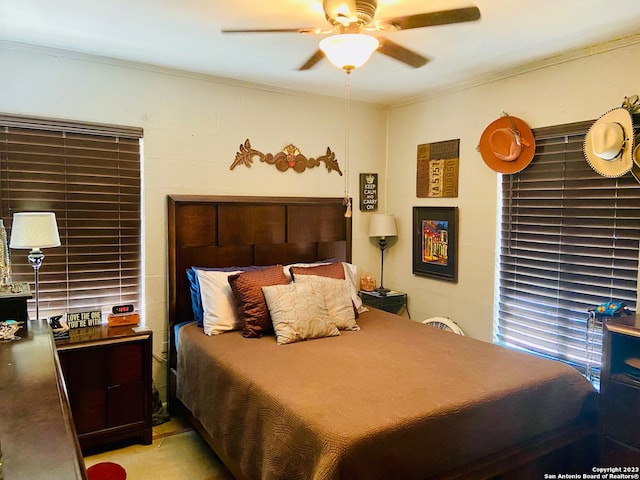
left=377, top=37, right=428, bottom=68
left=221, top=27, right=321, bottom=34
left=298, top=49, right=326, bottom=71
left=380, top=6, right=480, bottom=31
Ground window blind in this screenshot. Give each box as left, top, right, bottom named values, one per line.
left=496, top=119, right=640, bottom=373
left=0, top=114, right=142, bottom=319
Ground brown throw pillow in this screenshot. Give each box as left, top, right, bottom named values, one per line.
left=228, top=265, right=289, bottom=338
left=289, top=262, right=345, bottom=281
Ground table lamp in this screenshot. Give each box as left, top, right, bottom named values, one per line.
left=368, top=213, right=397, bottom=295
left=10, top=212, right=61, bottom=321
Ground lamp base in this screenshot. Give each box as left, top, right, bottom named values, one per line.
left=27, top=249, right=44, bottom=322
left=374, top=286, right=390, bottom=296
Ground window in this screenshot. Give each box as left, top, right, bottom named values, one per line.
left=0, top=114, right=142, bottom=319
left=495, top=119, right=640, bottom=374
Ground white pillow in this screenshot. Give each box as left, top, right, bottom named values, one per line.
left=196, top=269, right=242, bottom=335
left=294, top=275, right=360, bottom=331
left=262, top=283, right=340, bottom=345
left=342, top=262, right=368, bottom=314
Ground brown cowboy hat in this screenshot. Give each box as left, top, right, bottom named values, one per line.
left=583, top=107, right=633, bottom=178
left=478, top=113, right=536, bottom=174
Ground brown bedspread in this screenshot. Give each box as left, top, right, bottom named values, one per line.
left=177, top=308, right=597, bottom=480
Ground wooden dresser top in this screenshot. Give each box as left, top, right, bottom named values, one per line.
left=0, top=320, right=86, bottom=479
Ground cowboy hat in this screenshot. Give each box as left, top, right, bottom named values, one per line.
left=478, top=113, right=536, bottom=174
left=583, top=107, right=633, bottom=178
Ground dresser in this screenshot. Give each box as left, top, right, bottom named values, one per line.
left=599, top=314, right=640, bottom=465
left=0, top=320, right=87, bottom=479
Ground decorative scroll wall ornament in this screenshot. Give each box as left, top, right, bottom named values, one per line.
left=229, top=139, right=343, bottom=175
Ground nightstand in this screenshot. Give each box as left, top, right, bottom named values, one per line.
left=56, top=324, right=153, bottom=452
left=0, top=283, right=32, bottom=336
left=599, top=314, right=640, bottom=466
left=359, top=290, right=410, bottom=317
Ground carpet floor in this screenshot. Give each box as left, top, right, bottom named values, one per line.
left=84, top=417, right=235, bottom=480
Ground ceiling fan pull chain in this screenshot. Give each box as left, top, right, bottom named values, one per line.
left=343, top=74, right=352, bottom=218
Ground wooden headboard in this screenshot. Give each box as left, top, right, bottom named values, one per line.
left=167, top=195, right=352, bottom=375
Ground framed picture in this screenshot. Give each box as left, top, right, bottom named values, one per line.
left=412, top=206, right=458, bottom=282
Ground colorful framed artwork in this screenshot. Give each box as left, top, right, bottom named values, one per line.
left=412, top=206, right=458, bottom=282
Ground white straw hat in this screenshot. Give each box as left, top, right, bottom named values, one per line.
left=583, top=107, right=633, bottom=178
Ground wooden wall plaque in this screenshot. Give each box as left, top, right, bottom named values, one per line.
left=416, top=139, right=459, bottom=198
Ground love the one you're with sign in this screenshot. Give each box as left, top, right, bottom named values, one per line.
left=66, top=309, right=102, bottom=329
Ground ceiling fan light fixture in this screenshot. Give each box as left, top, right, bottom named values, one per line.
left=319, top=34, right=379, bottom=73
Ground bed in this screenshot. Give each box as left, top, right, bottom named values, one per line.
left=167, top=195, right=598, bottom=480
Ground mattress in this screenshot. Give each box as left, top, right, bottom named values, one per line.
left=177, top=307, right=597, bottom=480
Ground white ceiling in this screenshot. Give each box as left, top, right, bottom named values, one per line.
left=2, top=0, right=640, bottom=104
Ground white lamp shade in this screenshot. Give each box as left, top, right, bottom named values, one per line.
left=369, top=214, right=397, bottom=238
left=10, top=212, right=61, bottom=249
left=319, top=34, right=379, bottom=71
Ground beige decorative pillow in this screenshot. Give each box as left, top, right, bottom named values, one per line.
left=262, top=283, right=340, bottom=345
left=293, top=275, right=360, bottom=331
left=289, top=261, right=368, bottom=316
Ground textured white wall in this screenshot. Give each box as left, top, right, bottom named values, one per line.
left=385, top=42, right=640, bottom=342
left=3, top=40, right=640, bottom=397
left=0, top=44, right=388, bottom=398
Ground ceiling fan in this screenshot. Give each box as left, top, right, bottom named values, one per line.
left=221, top=0, right=481, bottom=72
